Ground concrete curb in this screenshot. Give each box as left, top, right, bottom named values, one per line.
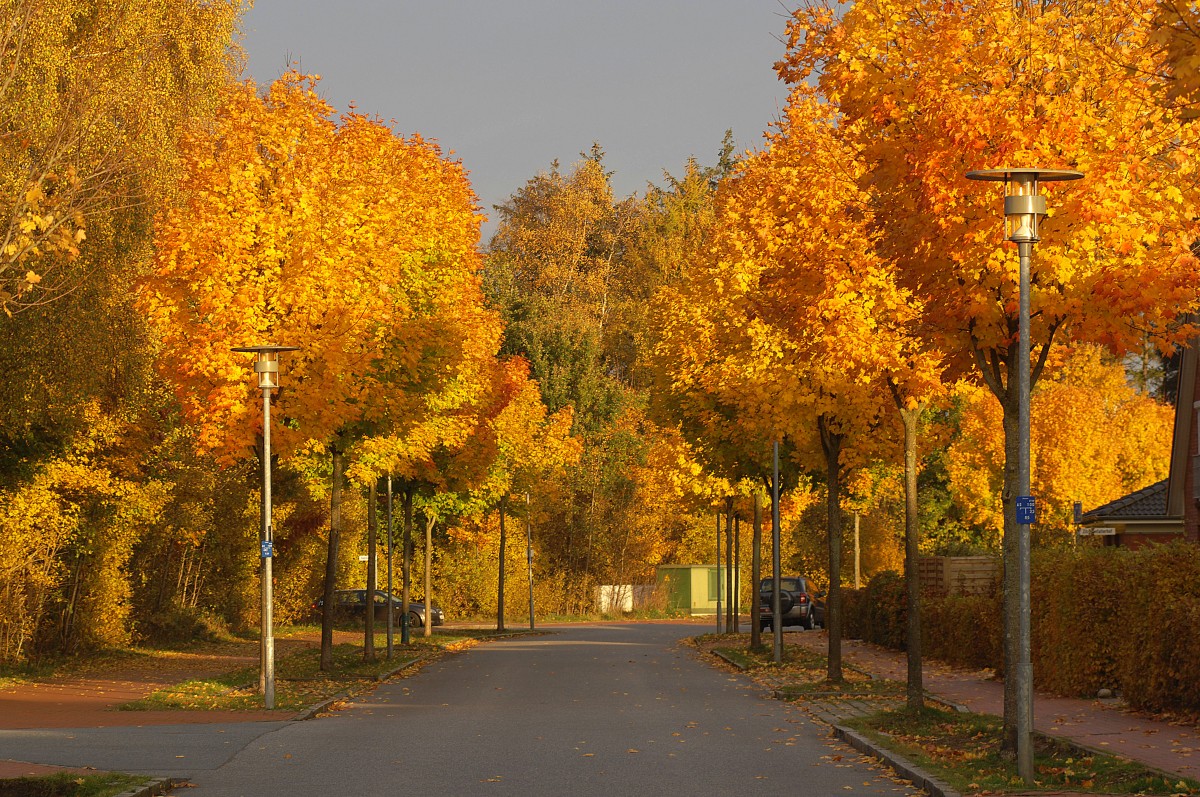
left=113, top=776, right=185, bottom=797
left=293, top=655, right=423, bottom=721
left=832, top=724, right=961, bottom=797
left=373, top=656, right=422, bottom=682
left=706, top=647, right=958, bottom=797
left=711, top=649, right=746, bottom=669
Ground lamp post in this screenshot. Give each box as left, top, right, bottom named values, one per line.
left=965, top=167, right=1081, bottom=782
left=231, top=345, right=299, bottom=710
left=525, top=492, right=535, bottom=631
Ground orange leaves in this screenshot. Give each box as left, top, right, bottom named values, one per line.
left=650, top=90, right=944, bottom=477
left=947, top=347, right=1173, bottom=540
left=141, top=71, right=494, bottom=465
left=779, top=0, right=1200, bottom=376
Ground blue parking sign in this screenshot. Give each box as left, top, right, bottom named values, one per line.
left=261, top=540, right=273, bottom=558
left=1016, top=496, right=1036, bottom=525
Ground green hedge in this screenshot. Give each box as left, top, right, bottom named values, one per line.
left=844, top=542, right=1200, bottom=714
left=924, top=592, right=1001, bottom=671
left=843, top=570, right=907, bottom=650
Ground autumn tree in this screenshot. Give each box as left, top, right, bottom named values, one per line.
left=650, top=96, right=948, bottom=684
left=780, top=0, right=1200, bottom=747
left=484, top=141, right=740, bottom=607
left=0, top=1, right=242, bottom=659
left=486, top=149, right=636, bottom=433
left=142, top=71, right=493, bottom=668
left=948, top=346, right=1174, bottom=543
left=0, top=0, right=241, bottom=311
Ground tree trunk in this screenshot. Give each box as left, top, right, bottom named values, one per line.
left=497, top=498, right=507, bottom=632
left=320, top=445, right=345, bottom=671
left=819, top=414, right=844, bottom=683
left=751, top=493, right=762, bottom=648
left=901, top=405, right=923, bottom=710
left=974, top=328, right=1056, bottom=756
left=401, top=485, right=413, bottom=645
left=725, top=496, right=734, bottom=633
left=364, top=479, right=377, bottom=663
left=424, top=513, right=435, bottom=639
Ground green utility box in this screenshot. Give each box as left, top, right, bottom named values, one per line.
left=656, top=564, right=734, bottom=616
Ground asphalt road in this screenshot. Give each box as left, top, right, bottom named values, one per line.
left=3, top=623, right=920, bottom=796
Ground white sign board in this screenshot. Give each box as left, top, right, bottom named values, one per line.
left=1078, top=527, right=1116, bottom=537
left=358, top=554, right=369, bottom=561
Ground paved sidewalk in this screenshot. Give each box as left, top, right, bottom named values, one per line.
left=785, top=630, right=1200, bottom=782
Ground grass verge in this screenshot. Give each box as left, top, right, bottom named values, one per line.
left=695, top=636, right=1200, bottom=795
left=847, top=706, right=1200, bottom=795
left=120, top=627, right=499, bottom=712
left=0, top=772, right=148, bottom=797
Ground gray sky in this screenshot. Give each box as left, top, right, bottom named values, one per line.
left=239, top=2, right=792, bottom=245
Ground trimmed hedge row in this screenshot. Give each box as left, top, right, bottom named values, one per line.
left=841, top=542, right=1200, bottom=714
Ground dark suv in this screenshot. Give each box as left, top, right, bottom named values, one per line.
left=759, top=577, right=825, bottom=631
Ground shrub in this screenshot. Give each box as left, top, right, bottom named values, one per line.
left=845, top=543, right=1200, bottom=715
left=1030, top=546, right=1125, bottom=697
left=923, top=592, right=1001, bottom=671
left=846, top=570, right=909, bottom=650
left=1116, top=541, right=1200, bottom=713
left=139, top=605, right=229, bottom=645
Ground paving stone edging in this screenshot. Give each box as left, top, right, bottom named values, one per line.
left=832, top=724, right=960, bottom=797
left=113, top=777, right=185, bottom=797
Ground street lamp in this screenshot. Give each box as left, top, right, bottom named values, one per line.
left=231, top=344, right=299, bottom=710
left=525, top=492, right=535, bottom=631
left=965, top=167, right=1081, bottom=783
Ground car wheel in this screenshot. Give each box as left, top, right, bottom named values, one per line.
left=408, top=611, right=422, bottom=629
left=764, top=592, right=794, bottom=615
left=804, top=611, right=816, bottom=630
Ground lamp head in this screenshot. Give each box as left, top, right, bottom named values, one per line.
left=965, top=168, right=1083, bottom=244
left=231, top=345, right=300, bottom=390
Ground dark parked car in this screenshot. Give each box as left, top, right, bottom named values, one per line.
left=314, top=589, right=444, bottom=628
left=758, top=576, right=825, bottom=631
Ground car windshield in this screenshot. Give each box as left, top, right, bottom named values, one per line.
left=760, top=578, right=805, bottom=592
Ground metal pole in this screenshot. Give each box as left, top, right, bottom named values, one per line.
left=1017, top=240, right=1034, bottom=782
left=386, top=475, right=394, bottom=659
left=260, top=385, right=275, bottom=710
left=715, top=509, right=722, bottom=633
left=772, top=440, right=783, bottom=664
left=854, top=512, right=861, bottom=590
left=751, top=493, right=762, bottom=649
left=526, top=492, right=535, bottom=631
left=734, top=513, right=740, bottom=632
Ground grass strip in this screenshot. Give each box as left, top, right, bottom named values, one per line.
left=0, top=772, right=148, bottom=797
left=846, top=705, right=1200, bottom=795
left=118, top=626, right=519, bottom=712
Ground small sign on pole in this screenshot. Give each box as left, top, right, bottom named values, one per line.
left=1016, top=495, right=1036, bottom=525
left=260, top=540, right=273, bottom=559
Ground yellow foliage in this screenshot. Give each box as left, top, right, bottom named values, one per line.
left=0, top=0, right=241, bottom=310
left=142, top=72, right=498, bottom=467
left=947, top=347, right=1173, bottom=542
